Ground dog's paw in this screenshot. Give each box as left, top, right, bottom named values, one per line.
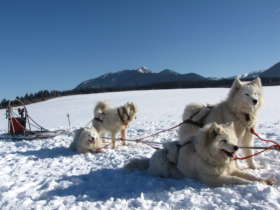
left=95, top=148, right=104, bottom=153
left=247, top=165, right=257, bottom=170
left=248, top=162, right=264, bottom=170
left=263, top=177, right=277, bottom=186
left=253, top=165, right=265, bottom=170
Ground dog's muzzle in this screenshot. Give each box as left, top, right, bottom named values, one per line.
left=252, top=99, right=258, bottom=105
left=222, top=146, right=239, bottom=158
left=88, top=137, right=95, bottom=144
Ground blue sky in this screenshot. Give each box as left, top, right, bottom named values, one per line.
left=0, top=0, right=280, bottom=100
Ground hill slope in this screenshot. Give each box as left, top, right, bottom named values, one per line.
left=75, top=67, right=205, bottom=89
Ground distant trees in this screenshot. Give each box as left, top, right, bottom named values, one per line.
left=1, top=77, right=280, bottom=109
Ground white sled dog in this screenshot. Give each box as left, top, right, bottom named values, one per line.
left=92, top=101, right=137, bottom=149
left=179, top=77, right=263, bottom=169
left=125, top=123, right=276, bottom=187
left=70, top=127, right=103, bottom=153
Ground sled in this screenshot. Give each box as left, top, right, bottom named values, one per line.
left=0, top=99, right=66, bottom=141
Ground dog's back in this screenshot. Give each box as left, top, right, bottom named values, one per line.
left=178, top=103, right=212, bottom=144
left=93, top=101, right=136, bottom=134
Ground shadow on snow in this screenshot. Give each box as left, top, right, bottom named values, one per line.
left=14, top=146, right=74, bottom=159
left=39, top=168, right=204, bottom=202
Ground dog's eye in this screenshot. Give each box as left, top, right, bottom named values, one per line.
left=245, top=93, right=250, bottom=97
left=221, top=139, right=228, bottom=143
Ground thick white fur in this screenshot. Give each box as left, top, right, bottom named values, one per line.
left=179, top=77, right=263, bottom=169
left=70, top=127, right=103, bottom=153
left=92, top=101, right=137, bottom=148
left=125, top=123, right=276, bottom=187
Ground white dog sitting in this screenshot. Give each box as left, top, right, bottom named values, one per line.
left=125, top=123, right=276, bottom=187
left=92, top=101, right=137, bottom=149
left=70, top=127, right=103, bottom=153
left=179, top=77, right=263, bottom=169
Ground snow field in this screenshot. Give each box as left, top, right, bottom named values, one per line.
left=0, top=87, right=280, bottom=209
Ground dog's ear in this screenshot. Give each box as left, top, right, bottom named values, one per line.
left=232, top=77, right=242, bottom=90
left=208, top=123, right=221, bottom=139
left=251, top=77, right=262, bottom=87
left=228, top=77, right=242, bottom=99
left=128, top=102, right=137, bottom=112
left=74, top=128, right=84, bottom=138
left=225, top=121, right=234, bottom=129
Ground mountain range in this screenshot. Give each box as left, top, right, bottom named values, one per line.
left=75, top=62, right=280, bottom=90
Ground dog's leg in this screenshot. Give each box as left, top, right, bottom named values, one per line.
left=100, top=132, right=106, bottom=143
left=201, top=175, right=251, bottom=187
left=94, top=148, right=104, bottom=153
left=111, top=133, right=116, bottom=149
left=242, top=129, right=258, bottom=169
left=121, top=128, right=127, bottom=146
left=231, top=170, right=276, bottom=185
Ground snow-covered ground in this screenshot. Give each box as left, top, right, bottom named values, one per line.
left=1, top=87, right=280, bottom=210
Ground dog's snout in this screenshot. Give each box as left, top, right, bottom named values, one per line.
left=252, top=99, right=258, bottom=105
left=233, top=145, right=239, bottom=151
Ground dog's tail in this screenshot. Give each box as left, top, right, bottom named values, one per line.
left=94, top=101, right=109, bottom=116
left=124, top=158, right=149, bottom=171
left=183, top=103, right=211, bottom=122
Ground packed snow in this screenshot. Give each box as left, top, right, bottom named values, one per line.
left=1, top=87, right=280, bottom=210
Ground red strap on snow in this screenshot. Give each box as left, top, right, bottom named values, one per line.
left=250, top=128, right=280, bottom=146
left=134, top=122, right=185, bottom=143
left=101, top=121, right=185, bottom=150
left=234, top=128, right=280, bottom=160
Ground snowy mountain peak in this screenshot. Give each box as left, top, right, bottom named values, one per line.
left=239, top=70, right=264, bottom=79
left=75, top=67, right=205, bottom=90
left=136, top=66, right=151, bottom=73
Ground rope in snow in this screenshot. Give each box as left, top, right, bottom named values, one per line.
left=101, top=136, right=162, bottom=149
left=98, top=120, right=186, bottom=149
left=100, top=126, right=280, bottom=158
left=233, top=128, right=280, bottom=160
left=87, top=116, right=280, bottom=157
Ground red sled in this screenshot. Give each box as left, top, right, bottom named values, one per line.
left=9, top=117, right=26, bottom=134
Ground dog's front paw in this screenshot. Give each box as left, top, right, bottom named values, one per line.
left=263, top=177, right=277, bottom=185
left=247, top=161, right=265, bottom=170
left=249, top=163, right=265, bottom=170
left=95, top=148, right=104, bottom=153
left=248, top=164, right=257, bottom=170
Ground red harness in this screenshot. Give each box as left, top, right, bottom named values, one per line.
left=234, top=128, right=280, bottom=160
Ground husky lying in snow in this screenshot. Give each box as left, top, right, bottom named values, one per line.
left=92, top=101, right=137, bottom=149
left=70, top=127, right=103, bottom=153
left=125, top=123, right=276, bottom=187
left=179, top=77, right=263, bottom=169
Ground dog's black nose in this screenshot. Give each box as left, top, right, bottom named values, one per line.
left=233, top=146, right=239, bottom=151
left=252, top=99, right=258, bottom=105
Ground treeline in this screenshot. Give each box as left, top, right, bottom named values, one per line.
left=1, top=77, right=280, bottom=109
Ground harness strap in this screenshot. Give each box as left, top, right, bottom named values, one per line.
left=183, top=119, right=204, bottom=128
left=168, top=141, right=193, bottom=165
left=117, top=108, right=127, bottom=125
left=183, top=105, right=213, bottom=128
left=122, top=107, right=131, bottom=121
